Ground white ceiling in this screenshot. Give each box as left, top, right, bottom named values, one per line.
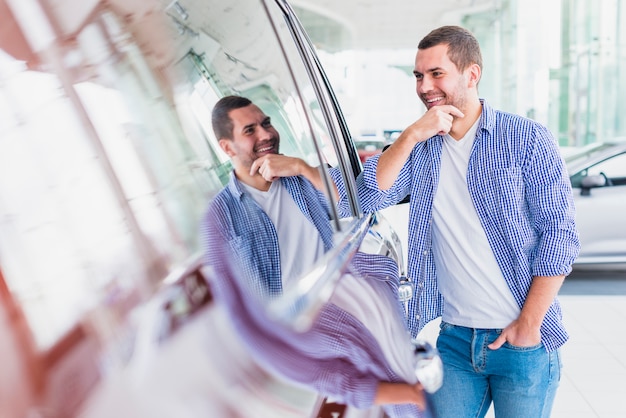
left=291, top=0, right=496, bottom=51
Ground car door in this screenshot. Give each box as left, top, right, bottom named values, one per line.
left=571, top=150, right=626, bottom=264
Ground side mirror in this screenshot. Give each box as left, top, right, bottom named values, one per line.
left=580, top=174, right=606, bottom=196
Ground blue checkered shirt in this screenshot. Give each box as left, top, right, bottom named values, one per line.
left=201, top=172, right=334, bottom=299
left=332, top=100, right=580, bottom=351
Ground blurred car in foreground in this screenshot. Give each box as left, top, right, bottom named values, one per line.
left=0, top=0, right=423, bottom=417
left=565, top=140, right=626, bottom=266
left=354, top=136, right=387, bottom=163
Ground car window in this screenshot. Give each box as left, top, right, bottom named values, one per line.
left=570, top=152, right=626, bottom=187
left=0, top=0, right=359, bottom=352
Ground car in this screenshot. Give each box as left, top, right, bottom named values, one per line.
left=0, top=1, right=416, bottom=417
left=354, top=136, right=387, bottom=163
left=565, top=140, right=626, bottom=266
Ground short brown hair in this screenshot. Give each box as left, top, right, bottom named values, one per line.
left=418, top=25, right=482, bottom=72
left=211, top=95, right=252, bottom=140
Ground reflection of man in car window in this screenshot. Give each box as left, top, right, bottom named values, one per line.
left=200, top=95, right=432, bottom=416
left=201, top=95, right=334, bottom=299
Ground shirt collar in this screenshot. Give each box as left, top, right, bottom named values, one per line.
left=226, top=170, right=287, bottom=200
left=226, top=170, right=245, bottom=199
left=478, top=98, right=496, bottom=135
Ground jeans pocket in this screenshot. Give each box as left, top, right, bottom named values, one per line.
left=502, top=341, right=543, bottom=351
left=439, top=321, right=453, bottom=333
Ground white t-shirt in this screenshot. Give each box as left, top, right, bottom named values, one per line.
left=240, top=180, right=326, bottom=287
left=432, top=122, right=520, bottom=328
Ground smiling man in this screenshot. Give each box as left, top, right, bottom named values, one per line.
left=201, top=95, right=334, bottom=299
left=334, top=26, right=580, bottom=417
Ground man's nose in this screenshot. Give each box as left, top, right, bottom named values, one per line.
left=258, top=126, right=273, bottom=140
left=418, top=77, right=433, bottom=93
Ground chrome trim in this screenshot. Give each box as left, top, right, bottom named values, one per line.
left=261, top=0, right=342, bottom=230
left=366, top=212, right=406, bottom=276
left=271, top=0, right=362, bottom=219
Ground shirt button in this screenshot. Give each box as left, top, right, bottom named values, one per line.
left=422, top=250, right=429, bottom=255
left=415, top=314, right=421, bottom=320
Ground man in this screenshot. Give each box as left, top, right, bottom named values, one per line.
left=334, top=26, right=580, bottom=417
left=201, top=95, right=334, bottom=299
left=200, top=95, right=432, bottom=416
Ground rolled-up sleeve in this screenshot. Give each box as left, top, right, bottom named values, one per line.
left=329, top=155, right=413, bottom=218
left=525, top=124, right=580, bottom=276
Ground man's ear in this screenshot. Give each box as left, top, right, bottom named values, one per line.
left=468, top=63, right=481, bottom=88
left=219, top=138, right=235, bottom=157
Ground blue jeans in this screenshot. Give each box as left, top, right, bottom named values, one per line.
left=429, top=322, right=561, bottom=418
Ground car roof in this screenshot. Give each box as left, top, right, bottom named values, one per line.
left=564, top=140, right=626, bottom=174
